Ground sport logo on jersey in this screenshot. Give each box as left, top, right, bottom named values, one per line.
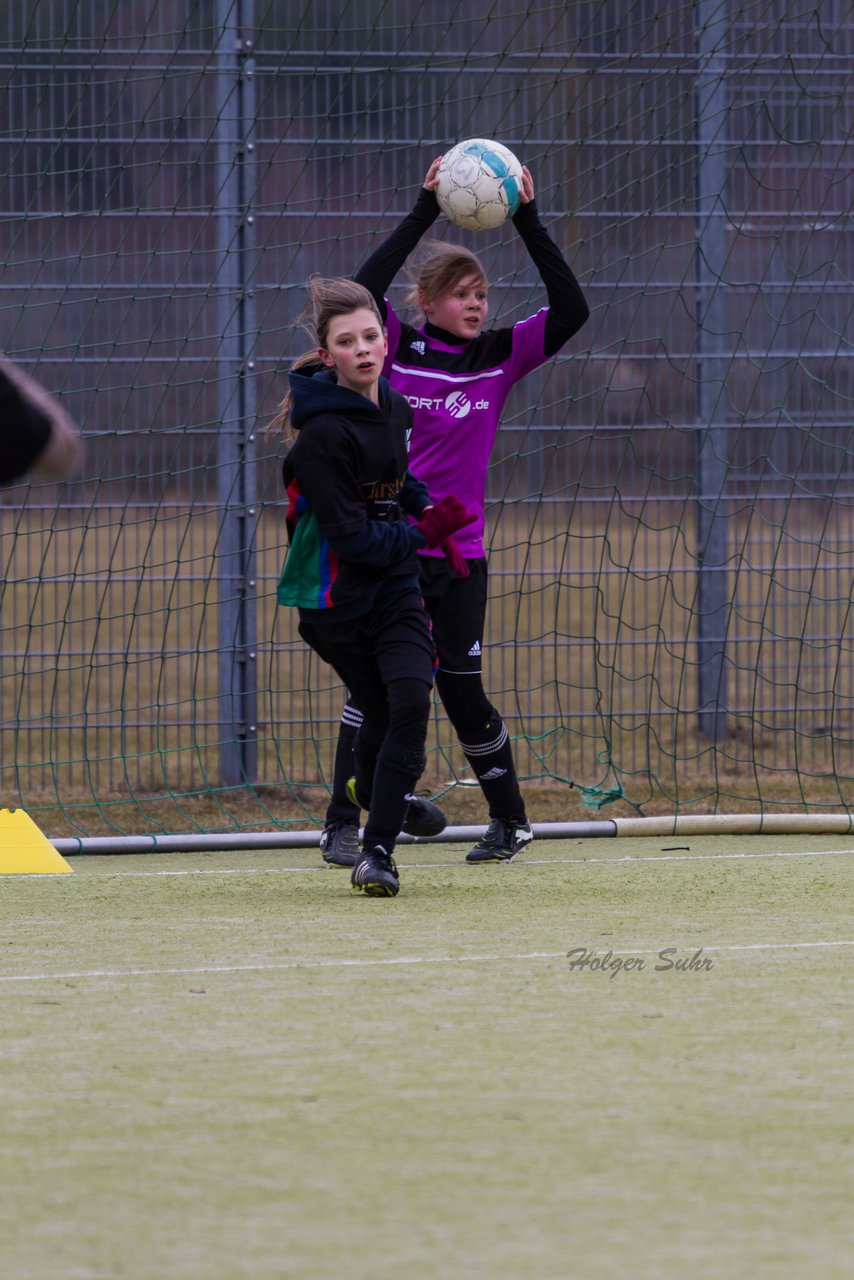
left=446, top=390, right=490, bottom=418
left=445, top=390, right=471, bottom=418
left=405, top=392, right=491, bottom=414
left=410, top=340, right=426, bottom=355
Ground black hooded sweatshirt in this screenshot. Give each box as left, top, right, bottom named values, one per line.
left=278, top=367, right=431, bottom=622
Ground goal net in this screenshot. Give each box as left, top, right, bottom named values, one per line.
left=2, top=0, right=853, bottom=839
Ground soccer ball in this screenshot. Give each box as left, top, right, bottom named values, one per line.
left=435, top=138, right=524, bottom=231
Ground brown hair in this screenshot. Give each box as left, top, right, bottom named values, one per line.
left=267, top=277, right=384, bottom=436
left=404, top=241, right=488, bottom=315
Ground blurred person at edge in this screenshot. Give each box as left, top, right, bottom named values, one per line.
left=1, top=354, right=82, bottom=487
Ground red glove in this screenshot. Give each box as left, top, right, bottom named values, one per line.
left=440, top=536, right=470, bottom=579
left=416, top=496, right=477, bottom=548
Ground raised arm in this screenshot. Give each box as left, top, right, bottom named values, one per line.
left=511, top=167, right=589, bottom=356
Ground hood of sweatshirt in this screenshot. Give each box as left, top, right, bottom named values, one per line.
left=287, top=365, right=393, bottom=432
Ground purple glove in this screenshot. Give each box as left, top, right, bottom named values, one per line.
left=440, top=537, right=470, bottom=579
left=416, top=496, right=477, bottom=548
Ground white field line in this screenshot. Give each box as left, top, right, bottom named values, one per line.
left=2, top=939, right=853, bottom=984
left=40, top=844, right=854, bottom=877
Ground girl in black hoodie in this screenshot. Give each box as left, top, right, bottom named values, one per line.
left=271, top=278, right=474, bottom=897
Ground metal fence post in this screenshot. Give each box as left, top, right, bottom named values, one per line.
left=215, top=1, right=258, bottom=785
left=695, top=0, right=731, bottom=742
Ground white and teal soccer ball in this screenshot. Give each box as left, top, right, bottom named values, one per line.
left=435, top=138, right=524, bottom=231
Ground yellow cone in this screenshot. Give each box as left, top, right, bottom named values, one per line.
left=0, top=809, right=73, bottom=874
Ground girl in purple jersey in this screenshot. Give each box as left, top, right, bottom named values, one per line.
left=319, top=157, right=590, bottom=867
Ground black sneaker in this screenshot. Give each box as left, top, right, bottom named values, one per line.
left=465, top=817, right=534, bottom=864
left=319, top=821, right=360, bottom=868
left=346, top=777, right=447, bottom=839
left=402, top=794, right=447, bottom=838
left=351, top=845, right=400, bottom=897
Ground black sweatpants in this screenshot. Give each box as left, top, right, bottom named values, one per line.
left=299, top=587, right=435, bottom=852
left=325, top=556, right=526, bottom=824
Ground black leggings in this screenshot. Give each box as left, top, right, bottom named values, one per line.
left=299, top=588, right=435, bottom=851
left=434, top=668, right=494, bottom=736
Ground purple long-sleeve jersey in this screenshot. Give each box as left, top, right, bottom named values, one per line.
left=383, top=304, right=551, bottom=559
